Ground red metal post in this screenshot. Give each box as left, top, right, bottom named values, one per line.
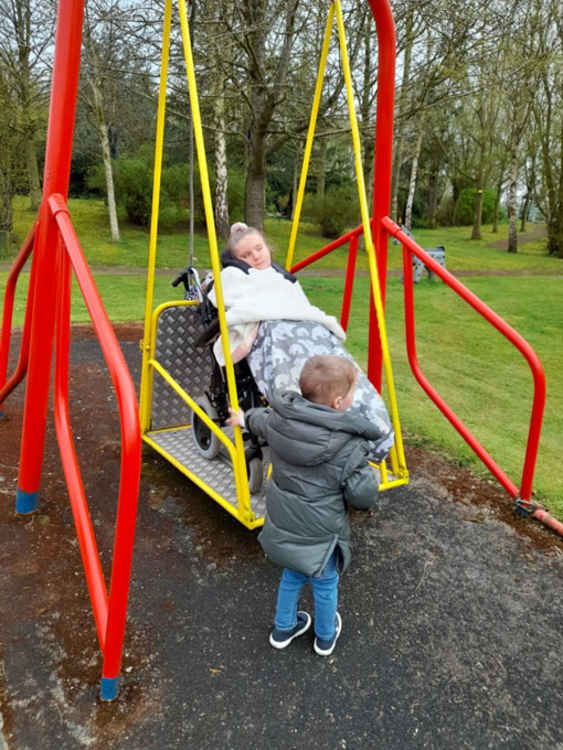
left=53, top=237, right=109, bottom=646
left=290, top=224, right=365, bottom=273
left=384, top=217, right=547, bottom=507
left=340, top=236, right=359, bottom=331
left=366, top=0, right=396, bottom=390
left=15, top=0, right=85, bottom=513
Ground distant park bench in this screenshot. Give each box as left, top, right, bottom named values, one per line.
left=395, top=225, right=446, bottom=283
left=412, top=245, right=446, bottom=282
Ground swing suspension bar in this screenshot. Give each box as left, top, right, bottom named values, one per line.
left=287, top=0, right=407, bottom=481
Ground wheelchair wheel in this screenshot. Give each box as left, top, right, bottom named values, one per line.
left=191, top=395, right=221, bottom=459
left=247, top=456, right=264, bottom=495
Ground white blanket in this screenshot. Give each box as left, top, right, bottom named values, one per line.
left=208, top=266, right=346, bottom=366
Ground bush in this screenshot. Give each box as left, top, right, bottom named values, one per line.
left=226, top=168, right=245, bottom=222
left=302, top=187, right=360, bottom=238
left=454, top=187, right=497, bottom=225
left=86, top=156, right=258, bottom=231
left=87, top=157, right=153, bottom=225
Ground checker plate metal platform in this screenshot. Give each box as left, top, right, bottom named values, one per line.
left=151, top=305, right=214, bottom=430
left=145, top=426, right=267, bottom=519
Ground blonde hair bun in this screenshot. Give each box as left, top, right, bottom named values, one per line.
left=230, top=221, right=248, bottom=235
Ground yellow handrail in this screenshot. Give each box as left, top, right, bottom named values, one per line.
left=334, top=0, right=406, bottom=469
left=176, top=0, right=252, bottom=523
left=286, top=5, right=335, bottom=270
left=139, top=0, right=172, bottom=433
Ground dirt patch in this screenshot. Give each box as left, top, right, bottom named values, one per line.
left=402, top=444, right=562, bottom=553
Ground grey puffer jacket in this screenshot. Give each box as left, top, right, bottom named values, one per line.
left=246, top=391, right=382, bottom=577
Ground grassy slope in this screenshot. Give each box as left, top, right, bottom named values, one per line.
left=6, top=197, right=563, bottom=517
left=300, top=275, right=563, bottom=517
left=11, top=196, right=562, bottom=274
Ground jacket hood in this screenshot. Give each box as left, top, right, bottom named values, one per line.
left=266, top=390, right=384, bottom=467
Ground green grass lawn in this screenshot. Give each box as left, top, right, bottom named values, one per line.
left=5, top=197, right=563, bottom=520
left=300, top=274, right=563, bottom=519
left=10, top=195, right=563, bottom=275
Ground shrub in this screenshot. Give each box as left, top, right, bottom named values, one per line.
left=87, top=157, right=153, bottom=225
left=226, top=168, right=245, bottom=221
left=454, top=187, right=497, bottom=226
left=86, top=157, right=259, bottom=231
left=302, top=187, right=359, bottom=238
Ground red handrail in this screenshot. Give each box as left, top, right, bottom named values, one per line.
left=382, top=217, right=546, bottom=504
left=290, top=222, right=367, bottom=273
left=49, top=193, right=141, bottom=691
left=341, top=234, right=359, bottom=331
left=0, top=221, right=38, bottom=408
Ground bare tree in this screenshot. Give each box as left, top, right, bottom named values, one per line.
left=390, top=5, right=415, bottom=223
left=531, top=0, right=563, bottom=256
left=0, top=0, right=53, bottom=210
left=0, top=65, right=19, bottom=250
left=82, top=1, right=125, bottom=241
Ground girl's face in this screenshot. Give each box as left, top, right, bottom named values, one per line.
left=233, top=232, right=272, bottom=270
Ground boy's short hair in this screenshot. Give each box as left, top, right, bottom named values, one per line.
left=299, top=355, right=357, bottom=406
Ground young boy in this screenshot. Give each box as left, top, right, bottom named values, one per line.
left=228, top=355, right=383, bottom=656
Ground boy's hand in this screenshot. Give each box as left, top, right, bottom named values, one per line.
left=226, top=407, right=245, bottom=428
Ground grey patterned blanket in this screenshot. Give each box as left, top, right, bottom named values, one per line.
left=247, top=319, right=394, bottom=461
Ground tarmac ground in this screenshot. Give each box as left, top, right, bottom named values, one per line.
left=0, top=325, right=561, bottom=749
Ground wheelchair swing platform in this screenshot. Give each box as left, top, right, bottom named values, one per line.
left=142, top=302, right=269, bottom=528
left=142, top=302, right=405, bottom=529
left=143, top=425, right=268, bottom=520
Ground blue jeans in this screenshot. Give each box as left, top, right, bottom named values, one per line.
left=274, top=552, right=339, bottom=640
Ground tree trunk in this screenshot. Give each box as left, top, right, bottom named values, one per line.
left=491, top=170, right=505, bottom=234
left=0, top=160, right=13, bottom=256
left=521, top=150, right=537, bottom=233
left=91, top=79, right=120, bottom=241
left=550, top=109, right=563, bottom=257
left=0, top=187, right=13, bottom=234
left=471, top=191, right=484, bottom=239
left=26, top=137, right=42, bottom=211
left=360, top=18, right=374, bottom=210
left=213, top=82, right=230, bottom=241
left=491, top=187, right=501, bottom=233
left=520, top=194, right=530, bottom=232
left=507, top=149, right=519, bottom=253
left=390, top=8, right=414, bottom=222
left=245, top=150, right=266, bottom=231
left=243, top=0, right=267, bottom=232
left=316, top=138, right=327, bottom=198
left=426, top=158, right=439, bottom=229
left=404, top=123, right=424, bottom=231
left=291, top=145, right=299, bottom=219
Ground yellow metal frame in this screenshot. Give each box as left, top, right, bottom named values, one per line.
left=140, top=0, right=407, bottom=531
left=287, top=0, right=408, bottom=489
left=139, top=0, right=256, bottom=529
left=142, top=300, right=261, bottom=528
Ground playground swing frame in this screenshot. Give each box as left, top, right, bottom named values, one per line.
left=138, top=0, right=410, bottom=531
left=0, top=0, right=556, bottom=706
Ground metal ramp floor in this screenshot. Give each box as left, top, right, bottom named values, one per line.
left=144, top=425, right=268, bottom=520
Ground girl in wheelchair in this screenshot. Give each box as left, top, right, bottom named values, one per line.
left=175, top=222, right=393, bottom=493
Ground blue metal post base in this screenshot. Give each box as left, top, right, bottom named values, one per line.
left=16, top=488, right=38, bottom=514
left=100, top=676, right=119, bottom=701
